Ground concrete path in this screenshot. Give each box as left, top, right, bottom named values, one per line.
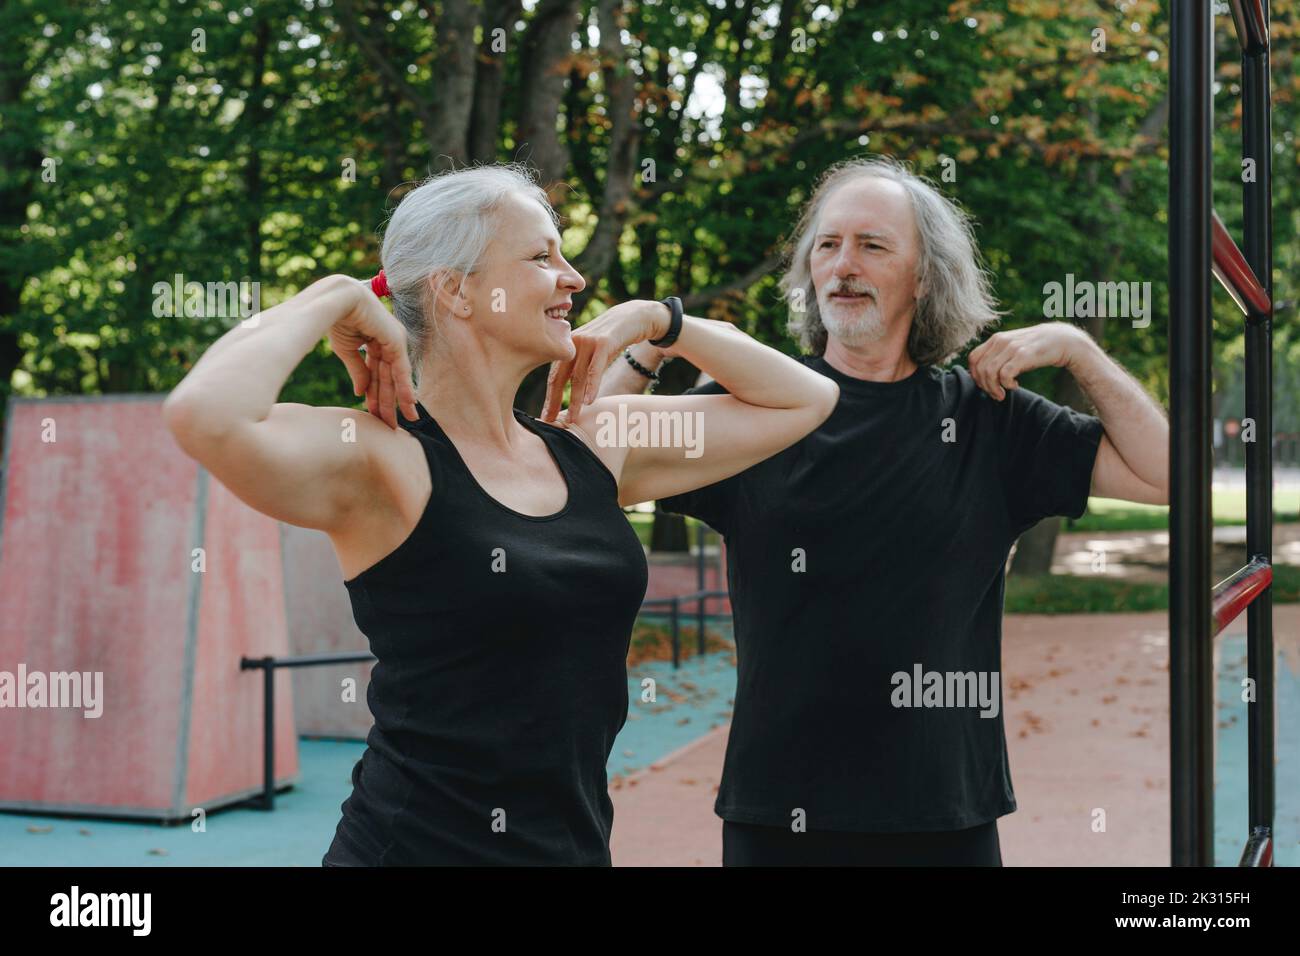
left=611, top=607, right=1300, bottom=866
left=1053, top=523, right=1300, bottom=582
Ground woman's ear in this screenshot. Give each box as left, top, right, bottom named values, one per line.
left=429, top=270, right=471, bottom=317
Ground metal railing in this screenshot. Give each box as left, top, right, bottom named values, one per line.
left=639, top=520, right=730, bottom=668
left=640, top=588, right=730, bottom=669
left=1170, top=0, right=1274, bottom=867
left=242, top=521, right=733, bottom=810
left=238, top=651, right=376, bottom=811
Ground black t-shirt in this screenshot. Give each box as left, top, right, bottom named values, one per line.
left=660, top=355, right=1103, bottom=832
left=324, top=402, right=649, bottom=865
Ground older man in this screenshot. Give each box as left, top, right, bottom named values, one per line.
left=598, top=155, right=1169, bottom=866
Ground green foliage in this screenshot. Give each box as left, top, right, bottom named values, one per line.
left=1070, top=490, right=1300, bottom=531
left=4, top=0, right=1299, bottom=416
left=1006, top=564, right=1300, bottom=614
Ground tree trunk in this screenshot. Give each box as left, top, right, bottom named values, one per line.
left=425, top=0, right=480, bottom=164
left=515, top=0, right=582, bottom=190
left=650, top=503, right=689, bottom=552
left=1009, top=516, right=1062, bottom=576
left=467, top=0, right=519, bottom=164
left=514, top=364, right=549, bottom=416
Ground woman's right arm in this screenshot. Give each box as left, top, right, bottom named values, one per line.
left=162, top=274, right=418, bottom=533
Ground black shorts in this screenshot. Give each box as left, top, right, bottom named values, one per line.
left=722, top=818, right=1003, bottom=866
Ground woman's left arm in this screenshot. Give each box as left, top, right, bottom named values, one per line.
left=545, top=300, right=839, bottom=507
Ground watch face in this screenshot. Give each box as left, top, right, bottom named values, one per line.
left=653, top=297, right=682, bottom=346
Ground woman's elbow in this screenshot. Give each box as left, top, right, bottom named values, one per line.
left=813, top=378, right=839, bottom=423
left=162, top=395, right=206, bottom=462
left=162, top=388, right=228, bottom=460
left=162, top=389, right=197, bottom=442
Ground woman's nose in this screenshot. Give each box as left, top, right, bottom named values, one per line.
left=562, top=264, right=585, bottom=292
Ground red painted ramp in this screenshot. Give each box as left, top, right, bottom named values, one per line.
left=281, top=524, right=375, bottom=740
left=0, top=395, right=298, bottom=820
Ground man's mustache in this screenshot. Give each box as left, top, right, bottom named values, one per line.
left=827, top=284, right=878, bottom=299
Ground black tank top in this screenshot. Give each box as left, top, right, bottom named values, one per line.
left=322, top=401, right=649, bottom=865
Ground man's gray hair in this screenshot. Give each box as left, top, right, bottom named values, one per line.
left=780, top=155, right=1003, bottom=364
left=379, top=162, right=559, bottom=384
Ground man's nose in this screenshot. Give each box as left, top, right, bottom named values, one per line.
left=832, top=249, right=862, bottom=279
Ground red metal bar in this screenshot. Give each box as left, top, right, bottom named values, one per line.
left=1238, top=825, right=1273, bottom=867
left=1212, top=210, right=1272, bottom=316
left=1229, top=0, right=1270, bottom=55
left=1211, top=557, right=1272, bottom=637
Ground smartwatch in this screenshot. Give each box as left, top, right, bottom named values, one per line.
left=649, top=296, right=683, bottom=348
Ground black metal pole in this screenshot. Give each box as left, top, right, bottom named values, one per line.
left=1169, top=0, right=1214, bottom=867
left=696, top=525, right=706, bottom=649
left=670, top=597, right=680, bottom=670
left=696, top=521, right=706, bottom=592
left=262, top=656, right=275, bottom=810
left=1241, top=0, right=1274, bottom=850
left=697, top=600, right=707, bottom=656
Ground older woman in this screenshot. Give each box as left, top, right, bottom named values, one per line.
left=162, top=162, right=838, bottom=866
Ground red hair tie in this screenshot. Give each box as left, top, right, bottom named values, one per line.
left=370, top=269, right=391, bottom=298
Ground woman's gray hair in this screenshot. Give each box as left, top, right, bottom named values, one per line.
left=780, top=155, right=1003, bottom=365
left=379, top=162, right=559, bottom=382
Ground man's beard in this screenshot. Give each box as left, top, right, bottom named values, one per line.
left=820, top=296, right=888, bottom=346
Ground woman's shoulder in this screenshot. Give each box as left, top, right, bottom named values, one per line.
left=520, top=408, right=620, bottom=490
left=519, top=407, right=601, bottom=456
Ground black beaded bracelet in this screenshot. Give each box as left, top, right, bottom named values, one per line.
left=623, top=349, right=661, bottom=386
left=650, top=295, right=683, bottom=348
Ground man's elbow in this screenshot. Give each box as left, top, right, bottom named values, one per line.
left=1133, top=470, right=1170, bottom=506
left=1150, top=460, right=1170, bottom=506
left=1089, top=467, right=1169, bottom=507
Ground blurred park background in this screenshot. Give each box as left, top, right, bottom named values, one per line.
left=1, top=0, right=1299, bottom=864
left=3, top=0, right=1300, bottom=596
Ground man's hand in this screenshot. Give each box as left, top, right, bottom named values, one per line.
left=967, top=322, right=1092, bottom=401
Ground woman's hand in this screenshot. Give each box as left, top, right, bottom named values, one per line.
left=325, top=277, right=419, bottom=428
left=541, top=299, right=670, bottom=422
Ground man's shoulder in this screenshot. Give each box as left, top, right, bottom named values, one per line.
left=941, top=363, right=1056, bottom=411
left=933, top=363, right=984, bottom=404
left=940, top=363, right=984, bottom=391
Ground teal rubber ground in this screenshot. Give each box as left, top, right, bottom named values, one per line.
left=1, top=629, right=1294, bottom=866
